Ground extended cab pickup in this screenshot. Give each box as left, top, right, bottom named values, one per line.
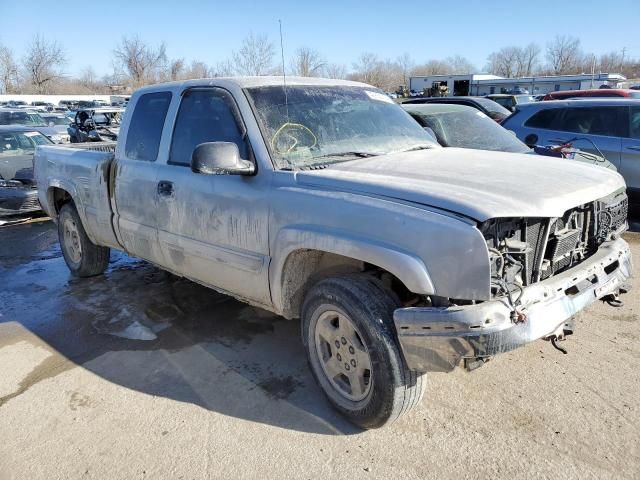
left=35, top=77, right=633, bottom=429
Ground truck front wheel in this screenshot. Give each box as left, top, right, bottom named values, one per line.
left=302, top=275, right=425, bottom=429
left=58, top=202, right=110, bottom=277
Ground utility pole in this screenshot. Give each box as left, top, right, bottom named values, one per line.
left=621, top=47, right=626, bottom=72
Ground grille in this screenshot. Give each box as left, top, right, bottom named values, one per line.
left=524, top=219, right=545, bottom=285
left=596, top=195, right=627, bottom=243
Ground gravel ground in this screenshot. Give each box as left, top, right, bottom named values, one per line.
left=0, top=219, right=638, bottom=480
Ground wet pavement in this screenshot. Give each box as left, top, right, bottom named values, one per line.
left=0, top=219, right=347, bottom=433
left=1, top=219, right=639, bottom=479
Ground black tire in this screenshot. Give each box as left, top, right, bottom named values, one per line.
left=58, top=202, right=110, bottom=277
left=302, top=274, right=425, bottom=429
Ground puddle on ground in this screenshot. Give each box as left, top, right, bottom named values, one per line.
left=0, top=220, right=289, bottom=367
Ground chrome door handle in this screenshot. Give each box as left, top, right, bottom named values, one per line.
left=626, top=145, right=640, bottom=152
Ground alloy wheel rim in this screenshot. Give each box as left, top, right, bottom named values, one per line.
left=63, top=217, right=82, bottom=263
left=314, top=309, right=372, bottom=401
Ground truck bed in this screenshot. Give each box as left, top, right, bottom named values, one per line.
left=34, top=142, right=121, bottom=249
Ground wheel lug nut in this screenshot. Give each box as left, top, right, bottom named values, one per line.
left=344, top=363, right=350, bottom=371
left=350, top=359, right=356, bottom=367
left=336, top=353, right=342, bottom=361
left=335, top=340, right=340, bottom=348
left=348, top=346, right=355, bottom=354
left=341, top=337, right=347, bottom=345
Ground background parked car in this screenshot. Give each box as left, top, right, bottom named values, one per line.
left=7, top=100, right=28, bottom=108
left=502, top=98, right=640, bottom=208
left=485, top=94, right=535, bottom=112
left=543, top=89, right=640, bottom=101
left=403, top=103, right=530, bottom=153
left=402, top=96, right=512, bottom=122
left=0, top=126, right=52, bottom=216
left=402, top=103, right=615, bottom=170
left=40, top=113, right=71, bottom=143
left=58, top=100, right=79, bottom=110
left=0, top=108, right=68, bottom=143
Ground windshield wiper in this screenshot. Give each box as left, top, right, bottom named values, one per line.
left=313, top=151, right=379, bottom=160
left=396, top=144, right=434, bottom=153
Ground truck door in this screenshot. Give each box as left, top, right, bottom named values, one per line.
left=154, top=87, right=271, bottom=305
left=113, top=91, right=172, bottom=266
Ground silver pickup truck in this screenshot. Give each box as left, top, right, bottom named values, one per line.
left=35, top=77, right=633, bottom=429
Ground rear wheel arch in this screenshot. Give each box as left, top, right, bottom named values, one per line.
left=48, top=186, right=73, bottom=215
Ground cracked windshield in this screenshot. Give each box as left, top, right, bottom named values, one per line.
left=247, top=85, right=437, bottom=169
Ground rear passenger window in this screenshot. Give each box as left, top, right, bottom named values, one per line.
left=169, top=88, right=249, bottom=166
left=558, top=107, right=625, bottom=137
left=524, top=109, right=563, bottom=129
left=125, top=92, right=172, bottom=161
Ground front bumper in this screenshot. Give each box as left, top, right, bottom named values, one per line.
left=394, top=237, right=633, bottom=372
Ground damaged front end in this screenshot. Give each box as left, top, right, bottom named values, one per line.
left=394, top=190, right=633, bottom=372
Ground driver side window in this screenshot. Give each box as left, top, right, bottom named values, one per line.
left=169, top=88, right=249, bottom=166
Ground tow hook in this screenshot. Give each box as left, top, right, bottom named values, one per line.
left=602, top=290, right=624, bottom=308
left=545, top=321, right=574, bottom=355
left=550, top=336, right=568, bottom=354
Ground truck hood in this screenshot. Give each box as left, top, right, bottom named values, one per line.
left=295, top=148, right=626, bottom=221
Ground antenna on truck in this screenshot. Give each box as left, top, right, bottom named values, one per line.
left=279, top=19, right=289, bottom=121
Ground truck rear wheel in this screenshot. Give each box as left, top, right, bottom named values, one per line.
left=58, top=202, right=110, bottom=277
left=302, top=275, right=425, bottom=429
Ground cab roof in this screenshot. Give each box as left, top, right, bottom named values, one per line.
left=136, top=76, right=371, bottom=94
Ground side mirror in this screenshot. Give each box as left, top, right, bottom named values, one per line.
left=191, top=142, right=255, bottom=176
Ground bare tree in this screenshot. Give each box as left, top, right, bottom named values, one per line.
left=231, top=33, right=275, bottom=76
left=412, top=56, right=475, bottom=77
left=546, top=35, right=582, bottom=75
left=350, top=53, right=402, bottom=91
left=22, top=34, right=66, bottom=94
left=520, top=43, right=541, bottom=76
left=290, top=47, right=326, bottom=77
left=113, top=35, right=167, bottom=87
left=79, top=66, right=99, bottom=90
left=445, top=55, right=475, bottom=74
left=211, top=59, right=233, bottom=77
left=350, top=53, right=382, bottom=85
left=0, top=44, right=20, bottom=93
left=486, top=47, right=520, bottom=77
left=412, top=59, right=452, bottom=76
left=167, top=58, right=185, bottom=81
left=396, top=52, right=414, bottom=88
left=185, top=60, right=213, bottom=79
left=324, top=63, right=347, bottom=80
left=486, top=44, right=541, bottom=77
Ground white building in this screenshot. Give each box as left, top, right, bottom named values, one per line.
left=409, top=73, right=626, bottom=97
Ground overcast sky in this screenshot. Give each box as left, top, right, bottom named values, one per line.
left=1, top=0, right=638, bottom=77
